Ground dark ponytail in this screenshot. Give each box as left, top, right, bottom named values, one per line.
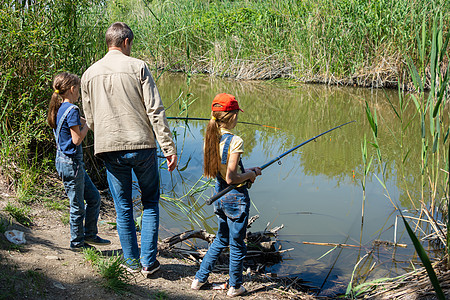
left=47, top=72, right=80, bottom=129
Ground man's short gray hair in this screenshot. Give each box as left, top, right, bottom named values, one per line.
left=105, top=22, right=134, bottom=47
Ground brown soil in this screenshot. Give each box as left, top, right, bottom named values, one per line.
left=0, top=176, right=317, bottom=300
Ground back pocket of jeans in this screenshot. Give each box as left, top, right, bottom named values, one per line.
left=55, top=156, right=77, bottom=179
left=220, top=195, right=244, bottom=220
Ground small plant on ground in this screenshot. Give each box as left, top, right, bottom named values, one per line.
left=3, top=203, right=32, bottom=227
left=97, top=255, right=130, bottom=293
left=82, top=247, right=102, bottom=266
left=82, top=250, right=130, bottom=294
left=0, top=263, right=46, bottom=299
left=25, top=269, right=46, bottom=296
left=43, top=198, right=67, bottom=211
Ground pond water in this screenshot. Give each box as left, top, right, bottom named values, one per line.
left=145, top=73, right=425, bottom=296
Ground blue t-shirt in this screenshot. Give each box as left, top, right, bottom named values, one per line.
left=56, top=102, right=81, bottom=155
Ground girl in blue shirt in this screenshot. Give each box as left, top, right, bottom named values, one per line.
left=47, top=72, right=110, bottom=251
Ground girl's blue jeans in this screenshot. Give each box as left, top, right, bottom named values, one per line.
left=55, top=148, right=101, bottom=247
left=195, top=181, right=250, bottom=288
left=102, top=148, right=159, bottom=269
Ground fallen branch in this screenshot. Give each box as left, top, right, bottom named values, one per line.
left=372, top=240, right=407, bottom=248
left=159, top=230, right=215, bottom=250
left=303, top=240, right=407, bottom=249
left=302, top=241, right=362, bottom=248
left=158, top=216, right=285, bottom=273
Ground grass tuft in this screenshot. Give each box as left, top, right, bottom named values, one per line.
left=3, top=203, right=33, bottom=227
left=97, top=256, right=130, bottom=293
left=82, top=250, right=131, bottom=294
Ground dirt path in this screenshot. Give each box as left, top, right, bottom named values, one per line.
left=0, top=179, right=316, bottom=300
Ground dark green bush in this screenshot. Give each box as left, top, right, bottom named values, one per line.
left=0, top=1, right=108, bottom=190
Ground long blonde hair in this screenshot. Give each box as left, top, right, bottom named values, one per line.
left=203, top=108, right=239, bottom=178
left=47, top=72, right=80, bottom=129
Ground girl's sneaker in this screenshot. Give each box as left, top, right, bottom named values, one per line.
left=191, top=278, right=207, bottom=290
left=212, top=282, right=228, bottom=290
left=227, top=286, right=246, bottom=297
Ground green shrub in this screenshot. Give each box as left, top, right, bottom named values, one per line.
left=0, top=1, right=108, bottom=191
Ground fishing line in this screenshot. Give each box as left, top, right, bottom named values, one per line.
left=167, top=116, right=280, bottom=130
left=280, top=211, right=343, bottom=221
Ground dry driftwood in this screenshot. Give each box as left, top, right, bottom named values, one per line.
left=158, top=215, right=285, bottom=272
left=159, top=230, right=215, bottom=250
left=301, top=240, right=407, bottom=249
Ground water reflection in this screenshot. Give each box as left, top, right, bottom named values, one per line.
left=154, top=73, right=422, bottom=296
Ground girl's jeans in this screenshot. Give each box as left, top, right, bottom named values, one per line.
left=55, top=147, right=101, bottom=247
left=102, top=148, right=159, bottom=268
left=195, top=180, right=250, bottom=288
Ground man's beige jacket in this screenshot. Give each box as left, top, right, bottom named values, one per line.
left=81, top=50, right=176, bottom=157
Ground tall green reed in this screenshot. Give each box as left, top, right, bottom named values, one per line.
left=352, top=12, right=449, bottom=299
left=364, top=12, right=449, bottom=229
left=406, top=11, right=450, bottom=218
left=360, top=134, right=373, bottom=245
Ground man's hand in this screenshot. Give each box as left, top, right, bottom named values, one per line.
left=166, top=154, right=178, bottom=172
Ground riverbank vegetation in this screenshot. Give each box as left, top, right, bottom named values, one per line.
left=2, top=0, right=449, bottom=190
left=125, top=0, right=449, bottom=88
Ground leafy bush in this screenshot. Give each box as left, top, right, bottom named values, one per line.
left=0, top=1, right=108, bottom=192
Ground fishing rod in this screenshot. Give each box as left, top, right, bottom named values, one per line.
left=167, top=116, right=280, bottom=130
left=205, top=120, right=356, bottom=205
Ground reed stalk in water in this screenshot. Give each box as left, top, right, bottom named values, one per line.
left=352, top=13, right=450, bottom=298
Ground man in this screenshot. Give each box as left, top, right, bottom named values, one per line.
left=81, top=22, right=177, bottom=277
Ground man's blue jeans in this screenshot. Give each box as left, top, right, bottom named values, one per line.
left=55, top=148, right=101, bottom=247
left=102, top=148, right=160, bottom=268
left=195, top=180, right=250, bottom=288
